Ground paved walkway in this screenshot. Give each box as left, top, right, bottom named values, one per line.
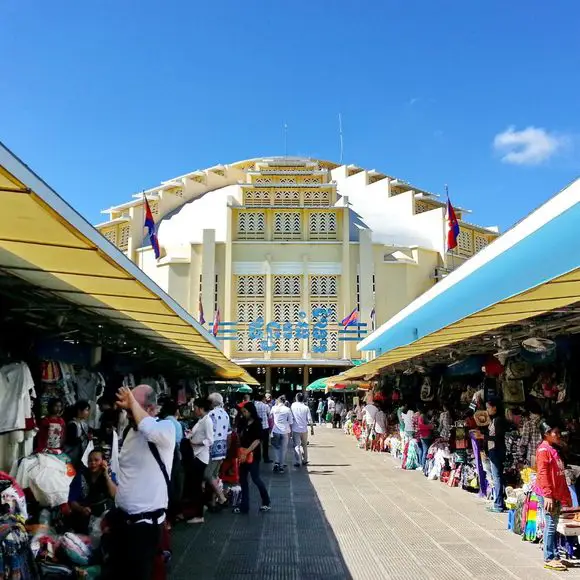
left=172, top=428, right=580, bottom=579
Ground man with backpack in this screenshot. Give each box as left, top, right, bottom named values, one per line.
left=109, top=385, right=175, bottom=580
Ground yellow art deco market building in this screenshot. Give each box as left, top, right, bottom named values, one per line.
left=96, top=157, right=498, bottom=391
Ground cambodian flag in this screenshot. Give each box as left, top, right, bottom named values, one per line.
left=446, top=197, right=460, bottom=251
left=212, top=308, right=221, bottom=337
left=144, top=197, right=160, bottom=259
left=198, top=294, right=206, bottom=325
left=341, top=308, right=359, bottom=329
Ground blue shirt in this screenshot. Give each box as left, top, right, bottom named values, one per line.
left=165, top=416, right=184, bottom=445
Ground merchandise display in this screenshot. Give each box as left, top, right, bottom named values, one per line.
left=344, top=337, right=580, bottom=564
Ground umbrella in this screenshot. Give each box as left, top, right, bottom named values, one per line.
left=236, top=385, right=253, bottom=394
left=306, top=378, right=329, bottom=392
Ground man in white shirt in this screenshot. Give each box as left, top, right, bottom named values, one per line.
left=255, top=393, right=273, bottom=463
left=205, top=393, right=231, bottom=508
left=327, top=397, right=336, bottom=416
left=111, top=385, right=175, bottom=580
left=271, top=396, right=293, bottom=473
left=291, top=393, right=313, bottom=467
left=334, top=400, right=344, bottom=429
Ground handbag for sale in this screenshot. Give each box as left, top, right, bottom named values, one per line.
left=502, top=379, right=525, bottom=404
left=238, top=448, right=254, bottom=464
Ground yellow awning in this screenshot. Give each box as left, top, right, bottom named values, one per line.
left=0, top=144, right=257, bottom=385
left=340, top=266, right=580, bottom=380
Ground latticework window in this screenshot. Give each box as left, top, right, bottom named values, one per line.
left=303, top=177, right=322, bottom=185
left=415, top=200, right=431, bottom=214
left=310, top=276, right=338, bottom=296
left=474, top=234, right=489, bottom=253
left=273, top=212, right=301, bottom=240
left=244, top=189, right=271, bottom=206
left=236, top=275, right=266, bottom=296
left=236, top=331, right=263, bottom=353
left=254, top=177, right=273, bottom=184
left=118, top=224, right=130, bottom=251
left=272, top=302, right=302, bottom=323
left=279, top=177, right=297, bottom=184
left=273, top=190, right=300, bottom=207
left=303, top=190, right=331, bottom=207
left=102, top=228, right=117, bottom=245
left=273, top=275, right=301, bottom=296
left=262, top=166, right=309, bottom=172
left=237, top=212, right=265, bottom=240
left=149, top=200, right=159, bottom=216
left=327, top=331, right=339, bottom=352
left=275, top=336, right=302, bottom=352
left=236, top=302, right=265, bottom=323
left=235, top=275, right=266, bottom=353
left=308, top=212, right=337, bottom=239
left=309, top=302, right=338, bottom=322
left=457, top=230, right=474, bottom=255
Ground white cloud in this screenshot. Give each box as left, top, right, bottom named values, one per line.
left=408, top=97, right=420, bottom=106
left=493, top=126, right=566, bottom=165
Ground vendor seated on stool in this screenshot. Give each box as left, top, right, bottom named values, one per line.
left=68, top=448, right=117, bottom=533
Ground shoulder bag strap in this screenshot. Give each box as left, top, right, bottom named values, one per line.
left=148, top=441, right=171, bottom=493
left=123, top=424, right=171, bottom=494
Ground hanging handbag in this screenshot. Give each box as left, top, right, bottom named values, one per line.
left=238, top=448, right=254, bottom=464
left=502, top=379, right=525, bottom=404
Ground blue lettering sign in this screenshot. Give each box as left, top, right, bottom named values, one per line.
left=244, top=309, right=328, bottom=353
left=294, top=311, right=310, bottom=339
left=311, top=307, right=329, bottom=353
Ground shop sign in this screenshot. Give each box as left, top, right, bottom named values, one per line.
left=248, top=308, right=330, bottom=353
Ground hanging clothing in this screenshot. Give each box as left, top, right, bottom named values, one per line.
left=36, top=416, right=65, bottom=453
left=0, top=362, right=35, bottom=434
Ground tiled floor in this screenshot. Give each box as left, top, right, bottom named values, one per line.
left=172, top=428, right=580, bottom=579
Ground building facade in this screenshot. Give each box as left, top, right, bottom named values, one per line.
left=96, top=157, right=498, bottom=391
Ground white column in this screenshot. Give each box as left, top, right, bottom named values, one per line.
left=224, top=206, right=234, bottom=357
left=358, top=229, right=374, bottom=341
left=340, top=201, right=351, bottom=361
left=302, top=254, right=310, bottom=359
left=265, top=254, right=272, bottom=362
left=201, top=229, right=216, bottom=332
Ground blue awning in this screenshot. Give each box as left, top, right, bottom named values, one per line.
left=336, top=179, right=580, bottom=381
left=359, top=178, right=580, bottom=356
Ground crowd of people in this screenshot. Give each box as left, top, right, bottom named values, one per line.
left=343, top=392, right=580, bottom=572
left=26, top=386, right=319, bottom=579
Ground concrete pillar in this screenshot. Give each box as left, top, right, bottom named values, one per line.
left=340, top=200, right=351, bottom=361
left=128, top=203, right=145, bottom=263
left=302, top=254, right=310, bottom=359
left=358, top=229, right=374, bottom=341
left=265, top=254, right=272, bottom=361
left=201, top=229, right=216, bottom=334
left=224, top=206, right=234, bottom=357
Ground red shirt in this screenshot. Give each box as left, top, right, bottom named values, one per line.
left=417, top=416, right=434, bottom=439
left=36, top=417, right=65, bottom=453
left=536, top=441, right=572, bottom=506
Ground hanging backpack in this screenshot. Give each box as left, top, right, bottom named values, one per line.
left=420, top=377, right=434, bottom=402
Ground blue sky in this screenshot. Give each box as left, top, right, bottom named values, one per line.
left=1, top=0, right=578, bottom=230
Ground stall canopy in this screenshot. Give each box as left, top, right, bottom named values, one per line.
left=306, top=378, right=329, bottom=392
left=0, top=142, right=257, bottom=385
left=341, top=177, right=580, bottom=380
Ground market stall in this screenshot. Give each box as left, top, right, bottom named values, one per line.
left=339, top=177, right=580, bottom=558
left=0, top=142, right=257, bottom=578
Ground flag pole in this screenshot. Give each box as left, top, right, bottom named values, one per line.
left=339, top=113, right=344, bottom=164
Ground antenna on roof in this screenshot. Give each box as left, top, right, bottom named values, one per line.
left=284, top=122, right=288, bottom=157
left=338, top=113, right=344, bottom=164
